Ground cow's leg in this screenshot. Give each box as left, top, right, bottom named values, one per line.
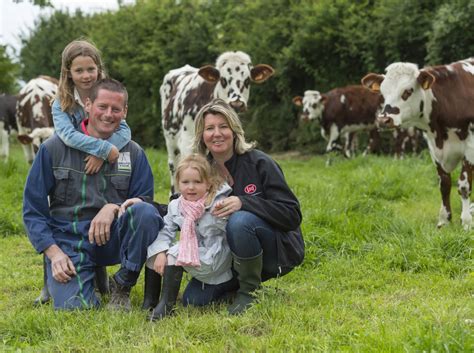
left=458, top=159, right=473, bottom=230
left=164, top=134, right=178, bottom=195
left=364, top=128, right=380, bottom=156
left=343, top=132, right=352, bottom=158
left=436, top=162, right=452, bottom=228
left=326, top=124, right=342, bottom=155
left=0, top=122, right=8, bottom=159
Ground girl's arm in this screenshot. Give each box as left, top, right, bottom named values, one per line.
left=52, top=100, right=114, bottom=160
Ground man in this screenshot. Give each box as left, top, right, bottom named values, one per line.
left=23, top=79, right=163, bottom=310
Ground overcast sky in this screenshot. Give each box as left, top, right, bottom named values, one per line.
left=0, top=0, right=135, bottom=57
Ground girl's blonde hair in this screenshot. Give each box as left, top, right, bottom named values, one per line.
left=175, top=154, right=223, bottom=203
left=57, top=38, right=107, bottom=113
left=193, top=98, right=256, bottom=155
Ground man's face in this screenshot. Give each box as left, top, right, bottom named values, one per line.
left=85, top=89, right=127, bottom=139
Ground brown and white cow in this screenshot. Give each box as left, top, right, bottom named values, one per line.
left=16, top=75, right=58, bottom=163
left=0, top=93, right=18, bottom=159
left=362, top=58, right=474, bottom=229
left=160, top=51, right=274, bottom=191
left=292, top=86, right=383, bottom=158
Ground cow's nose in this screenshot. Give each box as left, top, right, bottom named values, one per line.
left=377, top=114, right=395, bottom=129
left=230, top=101, right=246, bottom=113
left=300, top=113, right=309, bottom=122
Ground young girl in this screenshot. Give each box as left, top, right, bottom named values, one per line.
left=145, top=154, right=238, bottom=321
left=52, top=39, right=131, bottom=174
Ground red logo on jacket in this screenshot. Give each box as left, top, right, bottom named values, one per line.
left=244, top=184, right=257, bottom=194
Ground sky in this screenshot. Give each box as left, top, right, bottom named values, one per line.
left=0, top=0, right=135, bottom=57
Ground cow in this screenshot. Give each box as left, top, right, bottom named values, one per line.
left=16, top=75, right=58, bottom=163
left=292, top=86, right=382, bottom=158
left=361, top=58, right=474, bottom=229
left=160, top=51, right=275, bottom=192
left=0, top=93, right=18, bottom=159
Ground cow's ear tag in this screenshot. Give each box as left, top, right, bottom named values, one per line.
left=422, top=81, right=430, bottom=90
left=372, top=82, right=380, bottom=91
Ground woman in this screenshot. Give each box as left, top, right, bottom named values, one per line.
left=193, top=98, right=305, bottom=314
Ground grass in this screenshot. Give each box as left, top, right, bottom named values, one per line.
left=0, top=142, right=472, bottom=352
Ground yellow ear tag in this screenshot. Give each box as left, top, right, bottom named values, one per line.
left=372, top=82, right=380, bottom=91
left=422, top=81, right=430, bottom=90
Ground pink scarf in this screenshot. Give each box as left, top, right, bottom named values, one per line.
left=176, top=194, right=207, bottom=267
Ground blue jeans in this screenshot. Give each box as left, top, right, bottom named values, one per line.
left=182, top=276, right=239, bottom=307
left=226, top=210, right=280, bottom=281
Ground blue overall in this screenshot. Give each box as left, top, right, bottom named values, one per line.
left=23, top=134, right=163, bottom=310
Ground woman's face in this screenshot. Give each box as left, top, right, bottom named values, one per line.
left=203, top=113, right=234, bottom=159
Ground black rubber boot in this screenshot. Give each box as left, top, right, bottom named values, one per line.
left=228, top=252, right=263, bottom=315
left=142, top=267, right=162, bottom=310
left=33, top=254, right=51, bottom=306
left=149, top=266, right=183, bottom=321
left=94, top=266, right=109, bottom=295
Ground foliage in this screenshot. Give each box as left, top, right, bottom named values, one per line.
left=19, top=10, right=93, bottom=80
left=0, top=45, right=20, bottom=94
left=13, top=0, right=474, bottom=150
left=1, top=144, right=473, bottom=351
left=426, top=0, right=474, bottom=65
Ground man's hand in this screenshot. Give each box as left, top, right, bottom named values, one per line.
left=89, top=203, right=119, bottom=246
left=44, top=244, right=76, bottom=283
left=84, top=155, right=104, bottom=174
left=108, top=146, right=120, bottom=164
left=153, top=252, right=167, bottom=275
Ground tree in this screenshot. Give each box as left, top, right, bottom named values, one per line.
left=0, top=45, right=19, bottom=93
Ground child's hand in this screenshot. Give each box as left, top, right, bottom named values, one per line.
left=84, top=155, right=104, bottom=174
left=119, top=198, right=143, bottom=217
left=154, top=252, right=167, bottom=275
left=108, top=146, right=119, bottom=164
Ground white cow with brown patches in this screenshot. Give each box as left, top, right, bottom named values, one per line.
left=362, top=58, right=474, bottom=229
left=16, top=76, right=58, bottom=163
left=160, top=51, right=274, bottom=192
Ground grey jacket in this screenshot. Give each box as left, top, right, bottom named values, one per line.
left=147, top=183, right=232, bottom=285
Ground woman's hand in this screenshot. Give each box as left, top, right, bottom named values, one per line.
left=212, top=196, right=242, bottom=218
left=154, top=252, right=167, bottom=275
left=118, top=198, right=143, bottom=217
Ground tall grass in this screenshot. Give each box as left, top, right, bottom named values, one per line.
left=0, top=143, right=472, bottom=352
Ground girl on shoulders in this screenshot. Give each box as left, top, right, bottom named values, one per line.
left=53, top=39, right=131, bottom=174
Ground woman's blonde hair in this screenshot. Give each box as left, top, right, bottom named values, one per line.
left=175, top=154, right=223, bottom=203
left=193, top=98, right=256, bottom=155
left=57, top=38, right=107, bottom=113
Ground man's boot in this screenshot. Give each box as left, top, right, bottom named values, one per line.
left=149, top=266, right=183, bottom=321
left=94, top=266, right=109, bottom=295
left=33, top=254, right=51, bottom=306
left=228, top=252, right=263, bottom=315
left=106, top=275, right=132, bottom=312
left=142, top=267, right=162, bottom=310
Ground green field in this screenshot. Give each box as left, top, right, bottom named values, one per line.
left=0, top=143, right=472, bottom=352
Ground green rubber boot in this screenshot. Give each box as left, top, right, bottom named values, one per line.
left=228, top=252, right=263, bottom=315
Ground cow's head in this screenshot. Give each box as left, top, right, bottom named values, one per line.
left=292, top=90, right=326, bottom=122
left=198, top=51, right=274, bottom=113
left=362, top=63, right=435, bottom=128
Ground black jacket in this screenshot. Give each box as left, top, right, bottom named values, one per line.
left=221, top=149, right=305, bottom=274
